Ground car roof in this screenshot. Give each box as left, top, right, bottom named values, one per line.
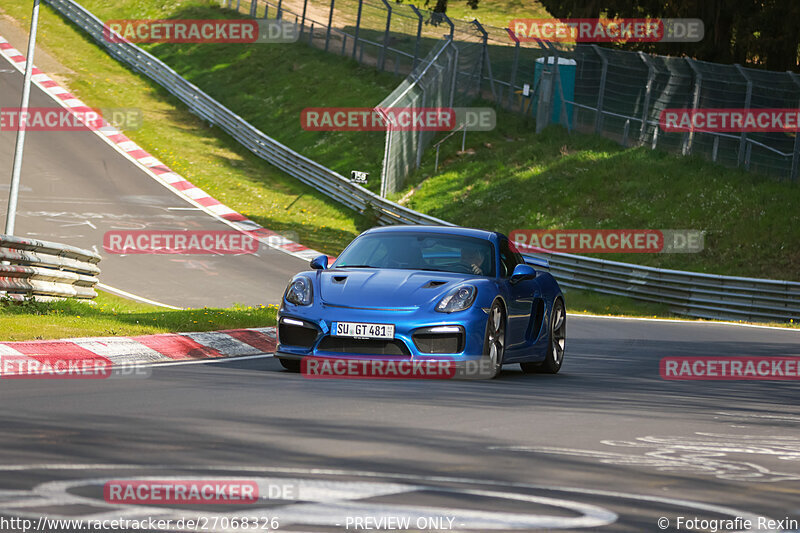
left=363, top=225, right=499, bottom=241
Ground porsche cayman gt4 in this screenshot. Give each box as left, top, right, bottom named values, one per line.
left=276, top=226, right=566, bottom=378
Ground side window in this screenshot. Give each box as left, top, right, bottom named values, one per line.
left=499, top=239, right=520, bottom=277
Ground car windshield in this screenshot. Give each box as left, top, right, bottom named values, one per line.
left=332, top=232, right=496, bottom=277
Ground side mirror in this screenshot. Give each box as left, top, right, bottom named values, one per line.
left=310, top=255, right=328, bottom=270
left=510, top=263, right=536, bottom=283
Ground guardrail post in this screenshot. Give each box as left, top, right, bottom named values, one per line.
left=735, top=64, right=752, bottom=167
left=351, top=0, right=363, bottom=60
left=378, top=0, right=392, bottom=72
left=788, top=71, right=800, bottom=182
left=409, top=5, right=423, bottom=70
left=684, top=58, right=702, bottom=156
left=591, top=45, right=608, bottom=134
left=638, top=51, right=656, bottom=144
left=325, top=0, right=335, bottom=52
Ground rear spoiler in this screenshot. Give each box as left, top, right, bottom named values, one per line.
left=523, top=255, right=550, bottom=270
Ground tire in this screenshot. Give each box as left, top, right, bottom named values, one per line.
left=482, top=300, right=506, bottom=379
left=278, top=358, right=301, bottom=373
left=520, top=298, right=566, bottom=374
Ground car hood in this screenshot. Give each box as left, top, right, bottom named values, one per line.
left=319, top=268, right=469, bottom=309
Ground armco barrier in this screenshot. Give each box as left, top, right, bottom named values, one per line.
left=524, top=249, right=800, bottom=322
left=44, top=0, right=451, bottom=228
left=42, top=0, right=800, bottom=322
left=0, top=234, right=101, bottom=301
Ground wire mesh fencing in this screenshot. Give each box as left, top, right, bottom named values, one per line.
left=375, top=34, right=484, bottom=196
left=224, top=0, right=800, bottom=184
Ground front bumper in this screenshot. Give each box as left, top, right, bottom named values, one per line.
left=277, top=301, right=488, bottom=362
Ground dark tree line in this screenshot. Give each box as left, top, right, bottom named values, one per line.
left=414, top=0, right=800, bottom=71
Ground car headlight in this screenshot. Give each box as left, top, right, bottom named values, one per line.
left=436, top=285, right=476, bottom=313
left=285, top=276, right=313, bottom=306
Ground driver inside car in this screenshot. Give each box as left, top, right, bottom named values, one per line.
left=461, top=246, right=488, bottom=276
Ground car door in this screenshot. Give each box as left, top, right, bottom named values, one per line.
left=498, top=238, right=541, bottom=355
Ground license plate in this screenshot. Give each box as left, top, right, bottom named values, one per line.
left=333, top=322, right=395, bottom=339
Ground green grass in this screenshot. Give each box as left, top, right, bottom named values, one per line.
left=0, top=291, right=277, bottom=341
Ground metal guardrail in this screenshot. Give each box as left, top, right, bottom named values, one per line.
left=0, top=234, right=101, bottom=301
left=44, top=0, right=799, bottom=322
left=44, top=0, right=451, bottom=228
left=524, top=249, right=800, bottom=322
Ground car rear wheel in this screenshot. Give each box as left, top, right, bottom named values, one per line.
left=278, top=358, right=301, bottom=372
left=520, top=298, right=565, bottom=374
left=482, top=300, right=506, bottom=379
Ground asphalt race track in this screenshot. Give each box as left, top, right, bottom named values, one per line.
left=1, top=23, right=800, bottom=533
left=0, top=316, right=798, bottom=531
left=0, top=64, right=307, bottom=308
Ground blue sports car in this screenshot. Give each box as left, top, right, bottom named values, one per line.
left=276, top=226, right=566, bottom=378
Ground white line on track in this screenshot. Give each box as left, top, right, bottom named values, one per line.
left=568, top=312, right=800, bottom=332
left=96, top=283, right=183, bottom=309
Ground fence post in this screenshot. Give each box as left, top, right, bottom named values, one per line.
left=735, top=64, right=752, bottom=167
left=684, top=58, right=702, bottom=156
left=548, top=43, right=569, bottom=132
left=378, top=0, right=392, bottom=71
left=409, top=5, right=423, bottom=71
left=351, top=0, right=363, bottom=60
left=249, top=0, right=256, bottom=17
left=416, top=86, right=427, bottom=169
left=443, top=13, right=454, bottom=41
left=378, top=109, right=394, bottom=198
left=235, top=0, right=241, bottom=12
left=471, top=20, right=496, bottom=101
left=300, top=0, right=308, bottom=37
left=591, top=45, right=608, bottom=134
left=325, top=0, right=334, bottom=52
left=638, top=51, right=656, bottom=144
left=506, top=29, right=521, bottom=110
left=788, top=71, right=800, bottom=182
left=448, top=39, right=458, bottom=108
left=277, top=0, right=283, bottom=19
left=712, top=135, right=719, bottom=161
